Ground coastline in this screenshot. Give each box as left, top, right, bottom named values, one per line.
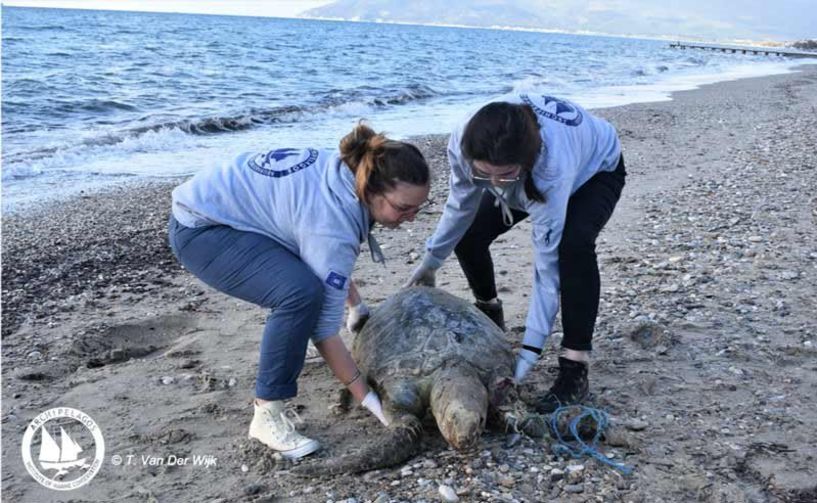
left=2, top=65, right=816, bottom=501
left=2, top=57, right=812, bottom=213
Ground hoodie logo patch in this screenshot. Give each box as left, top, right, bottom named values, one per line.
left=325, top=271, right=347, bottom=290
left=521, top=94, right=583, bottom=127
left=248, top=148, right=318, bottom=177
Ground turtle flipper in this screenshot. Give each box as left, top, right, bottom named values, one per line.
left=291, top=378, right=424, bottom=476
left=289, top=414, right=422, bottom=476
left=430, top=363, right=488, bottom=450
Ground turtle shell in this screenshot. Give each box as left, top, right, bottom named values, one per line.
left=353, top=287, right=514, bottom=387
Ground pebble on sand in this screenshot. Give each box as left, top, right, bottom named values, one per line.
left=438, top=484, right=458, bottom=502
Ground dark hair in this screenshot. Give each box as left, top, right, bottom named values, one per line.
left=339, top=121, right=430, bottom=202
left=461, top=102, right=545, bottom=202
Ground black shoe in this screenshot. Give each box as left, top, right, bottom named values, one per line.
left=534, top=357, right=589, bottom=413
left=475, top=299, right=505, bottom=331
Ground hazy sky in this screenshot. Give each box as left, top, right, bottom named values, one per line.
left=1, top=1, right=336, bottom=17
left=3, top=0, right=814, bottom=40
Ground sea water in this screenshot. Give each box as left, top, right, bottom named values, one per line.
left=1, top=7, right=808, bottom=210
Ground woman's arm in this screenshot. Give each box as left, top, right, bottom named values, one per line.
left=314, top=334, right=368, bottom=401
left=346, top=279, right=362, bottom=307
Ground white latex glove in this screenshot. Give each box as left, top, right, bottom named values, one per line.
left=514, top=348, right=539, bottom=382
left=361, top=390, right=389, bottom=426
left=346, top=302, right=370, bottom=333
left=404, top=264, right=436, bottom=288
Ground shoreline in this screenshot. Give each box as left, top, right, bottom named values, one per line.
left=3, top=61, right=814, bottom=215
left=3, top=64, right=815, bottom=335
left=3, top=64, right=815, bottom=336
left=3, top=64, right=817, bottom=501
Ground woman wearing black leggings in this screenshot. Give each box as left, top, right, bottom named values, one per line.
left=405, top=94, right=625, bottom=412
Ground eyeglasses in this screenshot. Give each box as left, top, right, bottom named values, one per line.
left=470, top=163, right=522, bottom=183
left=382, top=195, right=434, bottom=216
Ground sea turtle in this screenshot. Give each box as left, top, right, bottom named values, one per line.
left=293, top=286, right=544, bottom=475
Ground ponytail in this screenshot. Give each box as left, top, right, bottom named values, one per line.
left=339, top=121, right=429, bottom=202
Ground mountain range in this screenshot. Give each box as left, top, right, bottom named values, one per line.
left=302, top=0, right=814, bottom=42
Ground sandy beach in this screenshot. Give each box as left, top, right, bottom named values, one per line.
left=2, top=65, right=816, bottom=502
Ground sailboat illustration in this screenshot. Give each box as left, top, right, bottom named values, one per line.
left=39, top=426, right=91, bottom=477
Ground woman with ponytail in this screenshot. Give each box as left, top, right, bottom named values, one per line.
left=168, top=122, right=430, bottom=459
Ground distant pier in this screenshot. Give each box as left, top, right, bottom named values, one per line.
left=670, top=42, right=817, bottom=59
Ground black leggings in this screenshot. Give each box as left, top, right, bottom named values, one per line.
left=454, top=156, right=626, bottom=351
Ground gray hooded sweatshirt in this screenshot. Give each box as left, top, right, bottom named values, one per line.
left=171, top=147, right=370, bottom=342
left=422, top=93, right=621, bottom=355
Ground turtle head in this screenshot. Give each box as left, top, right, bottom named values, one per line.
left=429, top=363, right=488, bottom=450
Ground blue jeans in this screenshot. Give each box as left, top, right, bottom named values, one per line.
left=168, top=215, right=323, bottom=400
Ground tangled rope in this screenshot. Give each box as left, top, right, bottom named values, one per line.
left=549, top=405, right=634, bottom=475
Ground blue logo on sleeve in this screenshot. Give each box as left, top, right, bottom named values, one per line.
left=325, top=271, right=347, bottom=290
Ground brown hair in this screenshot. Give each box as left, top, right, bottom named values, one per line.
left=339, top=121, right=430, bottom=202
left=461, top=102, right=545, bottom=202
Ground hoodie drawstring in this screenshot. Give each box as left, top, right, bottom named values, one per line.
left=368, top=232, right=386, bottom=266
left=489, top=187, right=515, bottom=227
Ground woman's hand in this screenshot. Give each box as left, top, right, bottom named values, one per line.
left=361, top=390, right=389, bottom=426
left=346, top=302, right=370, bottom=333
left=404, top=264, right=436, bottom=287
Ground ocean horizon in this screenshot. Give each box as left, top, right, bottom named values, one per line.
left=1, top=6, right=811, bottom=212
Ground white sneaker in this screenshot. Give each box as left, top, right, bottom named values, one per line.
left=248, top=400, right=320, bottom=460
